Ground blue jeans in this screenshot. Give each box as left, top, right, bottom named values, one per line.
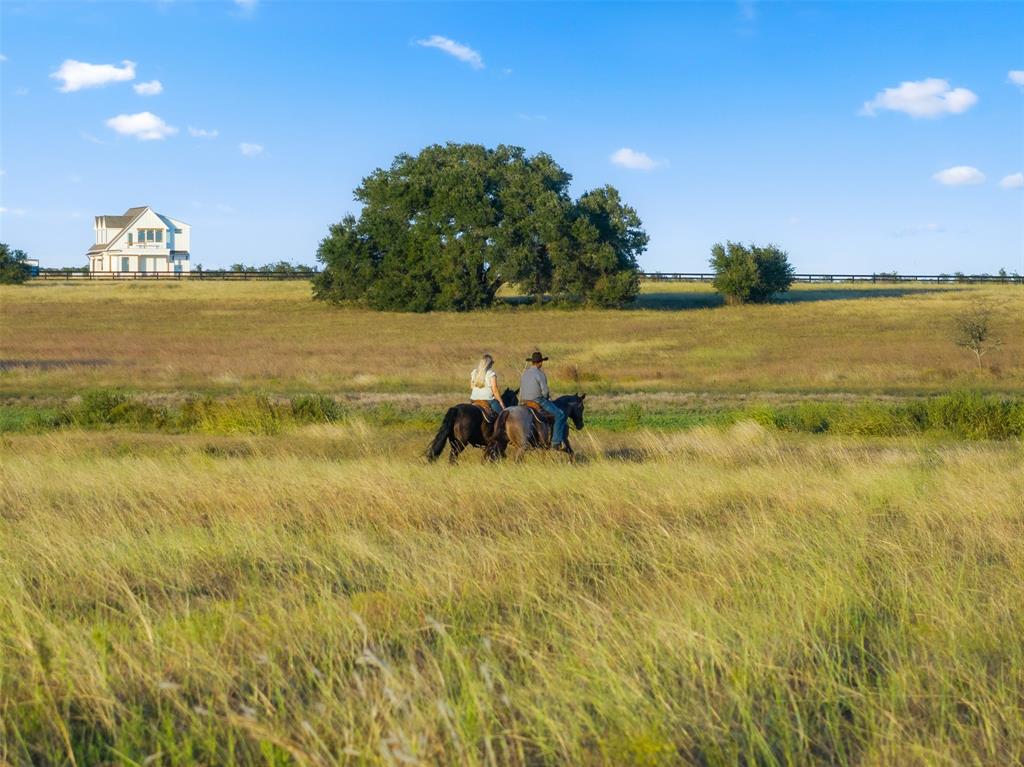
left=538, top=398, right=567, bottom=446
left=486, top=398, right=502, bottom=417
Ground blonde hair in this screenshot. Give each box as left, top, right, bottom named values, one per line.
left=473, top=354, right=495, bottom=389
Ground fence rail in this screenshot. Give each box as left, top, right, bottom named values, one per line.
left=34, top=270, right=317, bottom=281
left=640, top=272, right=1023, bottom=284
left=32, top=269, right=1024, bottom=284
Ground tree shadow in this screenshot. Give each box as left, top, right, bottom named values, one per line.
left=634, top=287, right=927, bottom=311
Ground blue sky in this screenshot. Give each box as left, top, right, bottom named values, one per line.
left=1, top=0, right=1022, bottom=273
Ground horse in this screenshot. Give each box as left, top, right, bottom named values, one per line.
left=426, top=388, right=519, bottom=463
left=485, top=393, right=586, bottom=462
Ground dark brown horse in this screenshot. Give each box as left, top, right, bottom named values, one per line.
left=485, top=394, right=586, bottom=462
left=426, top=388, right=519, bottom=463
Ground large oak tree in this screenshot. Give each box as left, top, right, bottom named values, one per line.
left=313, top=144, right=647, bottom=311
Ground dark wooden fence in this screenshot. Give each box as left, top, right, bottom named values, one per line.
left=639, top=272, right=1023, bottom=284
left=34, top=270, right=318, bottom=281
left=33, top=269, right=1023, bottom=284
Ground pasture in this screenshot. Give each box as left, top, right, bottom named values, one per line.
left=2, top=280, right=1022, bottom=398
left=1, top=280, right=1023, bottom=766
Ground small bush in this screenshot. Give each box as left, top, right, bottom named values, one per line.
left=710, top=241, right=795, bottom=304
left=73, top=389, right=130, bottom=426
left=290, top=394, right=344, bottom=423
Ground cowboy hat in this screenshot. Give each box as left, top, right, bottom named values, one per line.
left=526, top=350, right=549, bottom=363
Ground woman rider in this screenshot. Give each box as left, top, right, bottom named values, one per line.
left=470, top=354, right=505, bottom=418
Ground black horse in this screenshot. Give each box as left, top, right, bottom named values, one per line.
left=485, top=394, right=586, bottom=462
left=426, top=388, right=519, bottom=463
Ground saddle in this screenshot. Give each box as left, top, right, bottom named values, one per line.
left=471, top=400, right=497, bottom=424
left=521, top=400, right=554, bottom=426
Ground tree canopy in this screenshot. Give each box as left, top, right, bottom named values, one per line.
left=313, top=144, right=647, bottom=311
left=0, top=243, right=32, bottom=285
left=710, top=241, right=795, bottom=304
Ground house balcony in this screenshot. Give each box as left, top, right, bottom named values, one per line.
left=127, top=243, right=171, bottom=254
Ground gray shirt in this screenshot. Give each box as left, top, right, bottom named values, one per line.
left=519, top=366, right=550, bottom=402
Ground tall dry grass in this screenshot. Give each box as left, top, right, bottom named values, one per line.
left=2, top=425, right=1022, bottom=765
left=1, top=281, right=1021, bottom=397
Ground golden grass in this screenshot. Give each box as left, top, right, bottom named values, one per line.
left=2, top=425, right=1022, bottom=765
left=1, top=280, right=1021, bottom=397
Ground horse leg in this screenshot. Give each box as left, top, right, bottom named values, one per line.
left=562, top=435, right=575, bottom=462
left=449, top=427, right=466, bottom=464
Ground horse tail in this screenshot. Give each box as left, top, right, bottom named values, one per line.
left=485, top=409, right=510, bottom=460
left=427, top=406, right=459, bottom=462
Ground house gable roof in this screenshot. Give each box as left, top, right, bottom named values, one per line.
left=88, top=206, right=153, bottom=253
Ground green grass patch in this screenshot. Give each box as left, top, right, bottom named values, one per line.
left=1, top=389, right=1021, bottom=440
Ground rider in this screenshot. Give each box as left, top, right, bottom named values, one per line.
left=470, top=354, right=505, bottom=418
left=519, top=350, right=567, bottom=450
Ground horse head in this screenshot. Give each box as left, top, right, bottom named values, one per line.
left=565, top=392, right=586, bottom=430
left=501, top=387, right=520, bottom=407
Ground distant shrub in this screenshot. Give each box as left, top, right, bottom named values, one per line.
left=0, top=242, right=32, bottom=285
left=622, top=402, right=645, bottom=429
left=710, top=241, right=795, bottom=305
left=951, top=300, right=1003, bottom=368
left=73, top=389, right=130, bottom=426
left=290, top=394, right=343, bottom=423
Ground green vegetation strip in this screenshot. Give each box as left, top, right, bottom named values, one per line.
left=2, top=389, right=1021, bottom=440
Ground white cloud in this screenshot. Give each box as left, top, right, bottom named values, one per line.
left=0, top=54, right=7, bottom=63
left=105, top=111, right=178, bottom=141
left=738, top=0, right=757, bottom=22
left=516, top=113, right=548, bottom=121
left=234, top=0, right=258, bottom=9
left=133, top=79, right=163, bottom=96
left=861, top=78, right=977, bottom=118
left=188, top=126, right=219, bottom=138
left=416, top=35, right=484, bottom=69
left=51, top=59, right=136, bottom=92
left=609, top=147, right=662, bottom=171
left=932, top=166, right=985, bottom=186
left=1000, top=172, right=1024, bottom=189
left=0, top=207, right=28, bottom=217
left=239, top=142, right=264, bottom=157
left=14, top=87, right=29, bottom=96
left=1009, top=71, right=1024, bottom=89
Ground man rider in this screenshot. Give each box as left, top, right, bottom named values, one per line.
left=519, top=350, right=568, bottom=450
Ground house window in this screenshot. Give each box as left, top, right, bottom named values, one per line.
left=174, top=228, right=182, bottom=234
left=128, top=233, right=133, bottom=245
left=138, top=229, right=145, bottom=242
left=156, top=229, right=163, bottom=242
left=148, top=229, right=155, bottom=242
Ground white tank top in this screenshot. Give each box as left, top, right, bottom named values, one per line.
left=470, top=368, right=496, bottom=400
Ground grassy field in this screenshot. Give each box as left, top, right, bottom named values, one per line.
left=1, top=280, right=1021, bottom=398
left=3, top=426, right=1023, bottom=765
left=2, top=280, right=1023, bottom=766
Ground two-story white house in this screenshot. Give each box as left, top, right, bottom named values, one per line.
left=86, top=206, right=191, bottom=273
